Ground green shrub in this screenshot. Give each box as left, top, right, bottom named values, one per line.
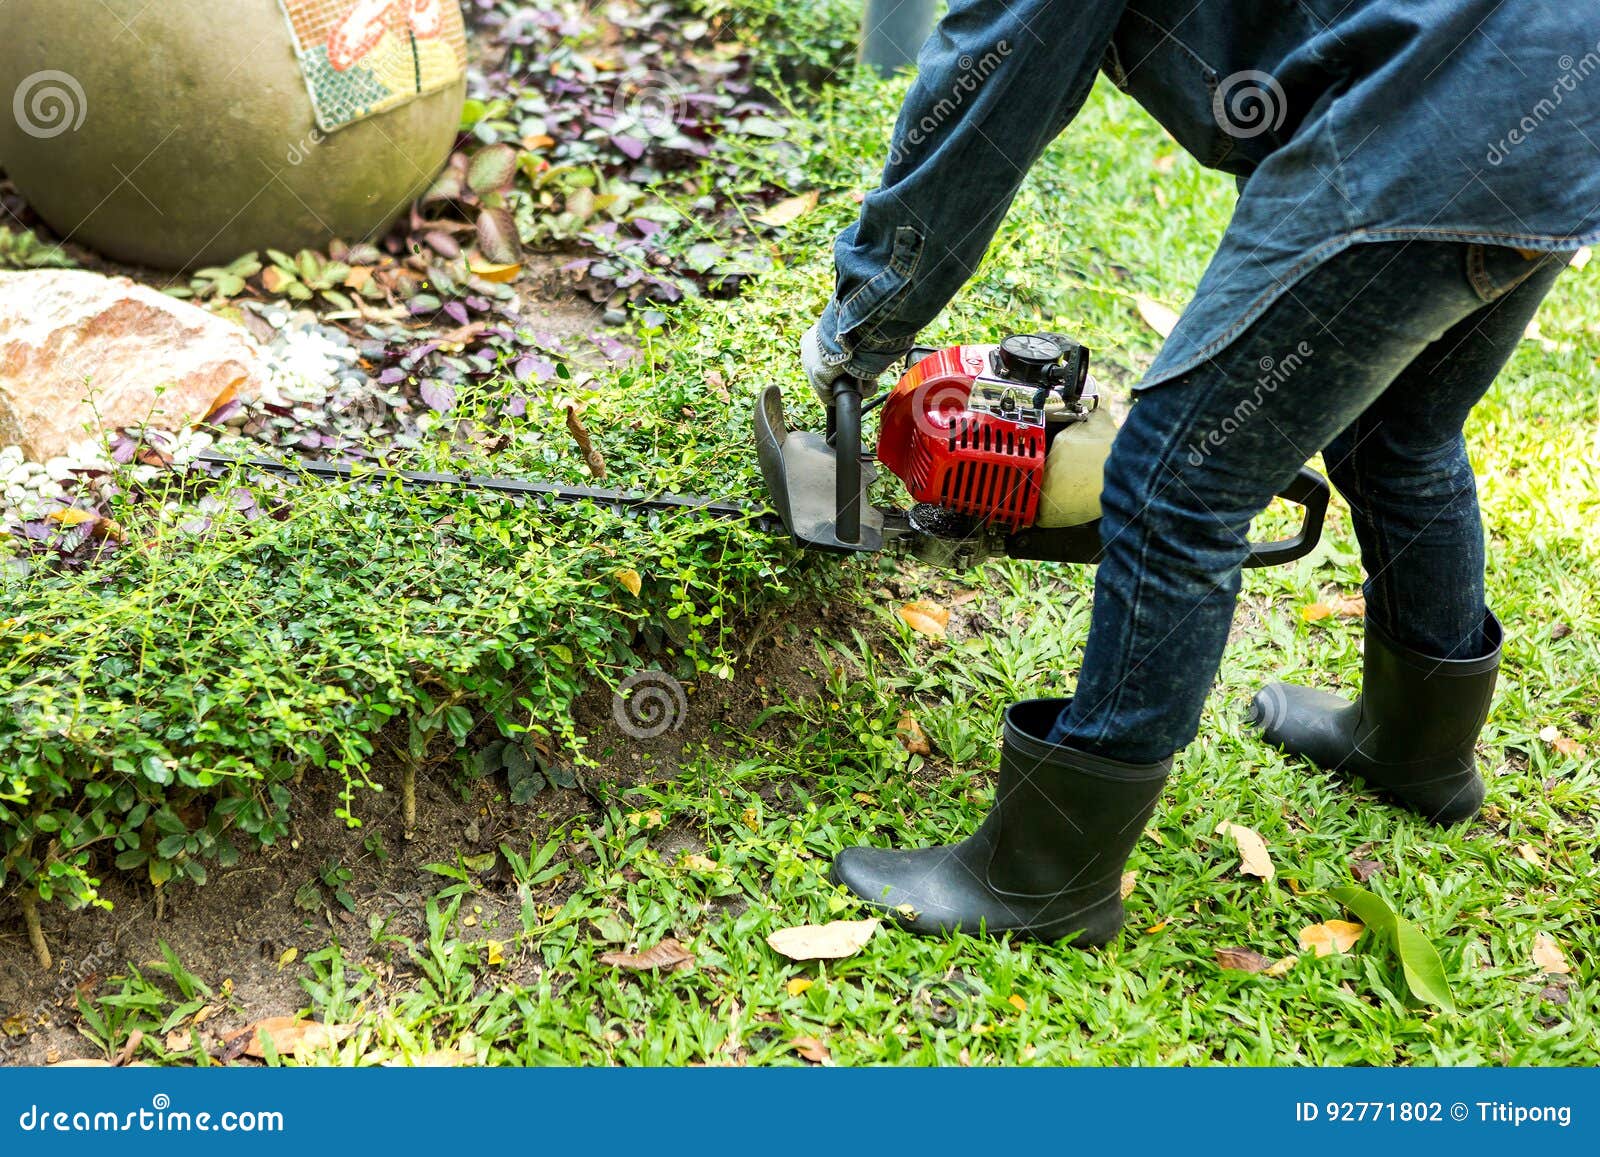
left=0, top=22, right=914, bottom=922
left=692, top=0, right=861, bottom=81
left=0, top=260, right=856, bottom=914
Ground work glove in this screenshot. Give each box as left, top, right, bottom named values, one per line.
left=801, top=322, right=847, bottom=406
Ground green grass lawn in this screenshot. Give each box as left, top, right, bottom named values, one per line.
left=68, top=73, right=1600, bottom=1065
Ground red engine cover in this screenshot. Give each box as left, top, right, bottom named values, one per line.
left=876, top=345, right=1045, bottom=529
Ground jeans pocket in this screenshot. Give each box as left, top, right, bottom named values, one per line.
left=1466, top=243, right=1554, bottom=303
left=835, top=225, right=924, bottom=348
left=1104, top=9, right=1232, bottom=170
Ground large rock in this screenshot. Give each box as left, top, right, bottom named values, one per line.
left=0, top=0, right=466, bottom=271
left=0, top=270, right=267, bottom=460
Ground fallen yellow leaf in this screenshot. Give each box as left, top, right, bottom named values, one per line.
left=766, top=918, right=879, bottom=961
left=468, top=259, right=522, bottom=283
left=1214, top=821, right=1275, bottom=882
left=1135, top=294, right=1182, bottom=339
left=1298, top=919, right=1364, bottom=957
left=276, top=947, right=298, bottom=971
left=786, top=977, right=813, bottom=997
left=898, top=600, right=950, bottom=639
left=485, top=940, right=505, bottom=966
left=1533, top=932, right=1572, bottom=975
left=1301, top=602, right=1334, bottom=622
left=754, top=189, right=820, bottom=228
left=1007, top=994, right=1027, bottom=1013
left=385, top=1048, right=478, bottom=1067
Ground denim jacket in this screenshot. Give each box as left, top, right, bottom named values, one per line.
left=819, top=0, right=1600, bottom=388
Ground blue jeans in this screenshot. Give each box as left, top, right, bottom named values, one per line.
left=1045, top=240, right=1569, bottom=762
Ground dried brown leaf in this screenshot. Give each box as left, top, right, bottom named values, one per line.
left=1215, top=947, right=1273, bottom=973
left=1332, top=593, right=1366, bottom=618
left=598, top=937, right=694, bottom=972
left=1214, top=821, right=1275, bottom=882
left=896, top=711, right=932, bottom=756
left=1350, top=858, right=1384, bottom=882
left=228, top=1017, right=354, bottom=1059
left=791, top=1035, right=831, bottom=1064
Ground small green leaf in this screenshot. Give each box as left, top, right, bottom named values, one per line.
left=1392, top=916, right=1457, bottom=1014
left=1329, top=886, right=1456, bottom=1014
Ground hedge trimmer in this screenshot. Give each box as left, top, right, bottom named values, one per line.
left=201, top=332, right=1328, bottom=571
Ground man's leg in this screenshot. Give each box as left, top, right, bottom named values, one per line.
left=1251, top=246, right=1571, bottom=822
left=1050, top=241, right=1501, bottom=762
left=1322, top=248, right=1571, bottom=660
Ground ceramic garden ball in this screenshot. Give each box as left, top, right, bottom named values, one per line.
left=0, top=0, right=468, bottom=270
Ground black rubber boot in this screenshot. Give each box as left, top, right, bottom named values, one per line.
left=1249, top=612, right=1502, bottom=825
left=830, top=698, right=1170, bottom=945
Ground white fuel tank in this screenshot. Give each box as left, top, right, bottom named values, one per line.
left=1035, top=403, right=1118, bottom=528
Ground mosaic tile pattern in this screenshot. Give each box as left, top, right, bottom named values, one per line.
left=278, top=0, right=467, bottom=131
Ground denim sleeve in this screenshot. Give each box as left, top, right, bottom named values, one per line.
left=818, top=0, right=1132, bottom=380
